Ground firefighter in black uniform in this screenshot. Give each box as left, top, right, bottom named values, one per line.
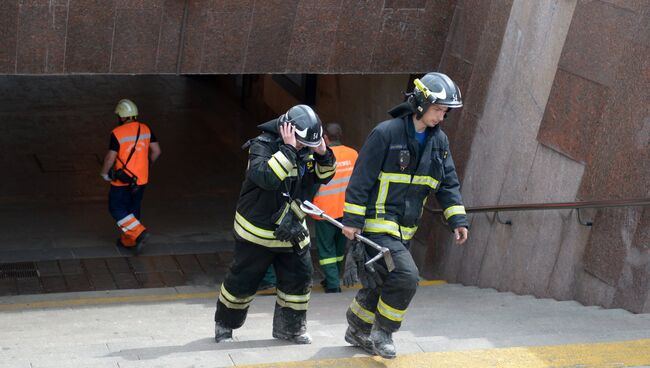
left=214, top=105, right=336, bottom=344
left=341, top=72, right=469, bottom=358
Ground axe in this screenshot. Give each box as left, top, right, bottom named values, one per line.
left=300, top=200, right=395, bottom=272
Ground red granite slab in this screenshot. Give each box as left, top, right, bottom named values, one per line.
left=64, top=0, right=116, bottom=73
left=243, top=0, right=300, bottom=73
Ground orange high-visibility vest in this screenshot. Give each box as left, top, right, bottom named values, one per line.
left=111, top=121, right=152, bottom=186
left=312, top=144, right=358, bottom=220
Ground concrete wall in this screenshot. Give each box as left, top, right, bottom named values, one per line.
left=0, top=0, right=455, bottom=74
left=417, top=0, right=650, bottom=313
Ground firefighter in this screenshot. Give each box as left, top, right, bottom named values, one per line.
left=214, top=104, right=336, bottom=344
left=311, top=123, right=358, bottom=293
left=100, top=99, right=161, bottom=254
left=341, top=72, right=469, bottom=358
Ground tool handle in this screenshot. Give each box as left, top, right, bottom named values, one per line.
left=301, top=200, right=387, bottom=253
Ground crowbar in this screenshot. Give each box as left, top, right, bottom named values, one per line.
left=301, top=200, right=395, bottom=272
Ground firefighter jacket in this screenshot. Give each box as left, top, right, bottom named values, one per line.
left=233, top=119, right=336, bottom=251
left=342, top=113, right=468, bottom=240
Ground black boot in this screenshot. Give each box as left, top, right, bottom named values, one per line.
left=272, top=303, right=311, bottom=344
left=214, top=322, right=233, bottom=343
left=272, top=330, right=312, bottom=344
left=370, top=323, right=396, bottom=359
left=344, top=324, right=373, bottom=354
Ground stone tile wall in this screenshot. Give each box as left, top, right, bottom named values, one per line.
left=0, top=0, right=456, bottom=74
left=417, top=0, right=650, bottom=313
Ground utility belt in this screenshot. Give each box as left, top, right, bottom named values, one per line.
left=362, top=215, right=418, bottom=241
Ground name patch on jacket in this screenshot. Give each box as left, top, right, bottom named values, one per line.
left=390, top=144, right=407, bottom=150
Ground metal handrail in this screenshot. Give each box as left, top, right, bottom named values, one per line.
left=424, top=198, right=650, bottom=226
left=425, top=198, right=650, bottom=214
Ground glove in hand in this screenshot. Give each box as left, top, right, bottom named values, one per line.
left=347, top=241, right=389, bottom=290
left=273, top=207, right=295, bottom=241
left=342, top=242, right=360, bottom=287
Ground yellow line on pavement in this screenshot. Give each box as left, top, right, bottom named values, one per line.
left=0, top=280, right=447, bottom=310
left=237, top=338, right=650, bottom=368
left=0, top=291, right=218, bottom=311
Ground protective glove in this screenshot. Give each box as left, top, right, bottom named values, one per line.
left=272, top=203, right=294, bottom=241
left=355, top=243, right=388, bottom=290
left=342, top=242, right=360, bottom=287
left=288, top=218, right=308, bottom=244
left=361, top=261, right=387, bottom=289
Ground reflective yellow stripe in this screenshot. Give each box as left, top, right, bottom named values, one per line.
left=219, top=284, right=255, bottom=310
left=376, top=171, right=439, bottom=214
left=377, top=297, right=406, bottom=322
left=363, top=219, right=418, bottom=240
left=268, top=156, right=288, bottom=180
left=344, top=202, right=366, bottom=216
left=316, top=162, right=336, bottom=179
left=219, top=294, right=250, bottom=309
left=364, top=218, right=400, bottom=237
left=276, top=299, right=309, bottom=310
left=233, top=221, right=291, bottom=248
left=336, top=255, right=344, bottom=262
left=319, top=257, right=338, bottom=265
left=273, top=150, right=294, bottom=172
left=276, top=289, right=310, bottom=311
left=234, top=212, right=295, bottom=248
left=412, top=175, right=440, bottom=190
left=400, top=224, right=418, bottom=239
left=277, top=289, right=310, bottom=303
left=290, top=200, right=306, bottom=220
left=220, top=284, right=255, bottom=303
left=376, top=172, right=412, bottom=215
left=274, top=203, right=290, bottom=225
left=444, top=205, right=466, bottom=219
left=235, top=211, right=275, bottom=239
left=350, top=298, right=375, bottom=324
left=378, top=172, right=412, bottom=183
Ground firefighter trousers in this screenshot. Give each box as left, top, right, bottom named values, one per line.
left=346, top=233, right=419, bottom=333
left=215, top=239, right=313, bottom=336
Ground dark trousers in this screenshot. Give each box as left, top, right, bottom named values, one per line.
left=108, top=185, right=145, bottom=221
left=215, top=240, right=313, bottom=335
left=315, top=220, right=347, bottom=289
left=346, top=233, right=419, bottom=333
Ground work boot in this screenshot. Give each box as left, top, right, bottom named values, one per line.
left=370, top=323, right=396, bottom=359
left=272, top=330, right=312, bottom=344
left=344, top=325, right=373, bottom=355
left=214, top=322, right=233, bottom=343
left=133, top=231, right=149, bottom=255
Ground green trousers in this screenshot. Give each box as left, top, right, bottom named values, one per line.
left=316, top=220, right=347, bottom=289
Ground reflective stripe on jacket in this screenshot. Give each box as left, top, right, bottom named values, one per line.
left=234, top=128, right=336, bottom=250
left=342, top=115, right=468, bottom=239
left=311, top=144, right=358, bottom=220
left=111, top=121, right=151, bottom=186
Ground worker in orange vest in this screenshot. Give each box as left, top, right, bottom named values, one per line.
left=99, top=99, right=161, bottom=254
left=311, top=123, right=358, bottom=292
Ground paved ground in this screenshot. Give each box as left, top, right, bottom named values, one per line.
left=2, top=283, right=650, bottom=368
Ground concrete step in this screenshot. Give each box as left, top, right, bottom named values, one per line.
left=2, top=283, right=650, bottom=367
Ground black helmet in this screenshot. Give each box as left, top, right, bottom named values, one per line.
left=278, top=104, right=323, bottom=147
left=412, top=72, right=463, bottom=116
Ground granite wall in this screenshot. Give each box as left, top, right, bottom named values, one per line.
left=0, top=0, right=455, bottom=74
left=417, top=0, right=650, bottom=313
